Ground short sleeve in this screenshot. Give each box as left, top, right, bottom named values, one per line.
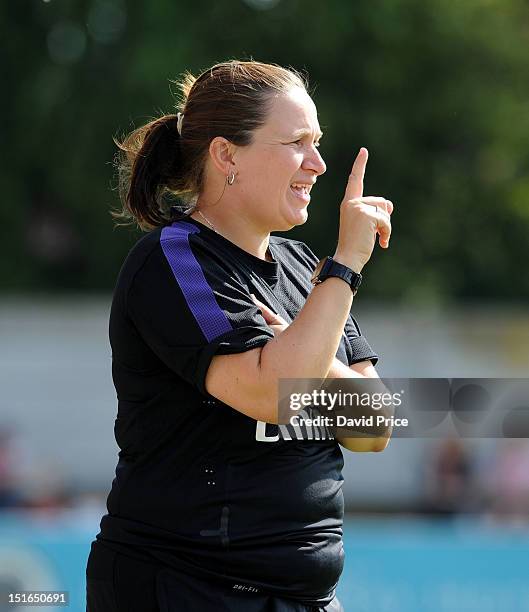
left=126, top=244, right=274, bottom=397
left=344, top=315, right=379, bottom=366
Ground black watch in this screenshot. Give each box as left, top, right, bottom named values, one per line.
left=310, top=256, right=362, bottom=295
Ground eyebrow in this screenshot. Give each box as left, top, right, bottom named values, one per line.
left=290, top=128, right=324, bottom=140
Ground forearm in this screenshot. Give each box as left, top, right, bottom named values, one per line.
left=206, top=280, right=358, bottom=424
left=258, top=278, right=354, bottom=381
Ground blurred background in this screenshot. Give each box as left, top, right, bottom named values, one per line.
left=2, top=0, right=529, bottom=610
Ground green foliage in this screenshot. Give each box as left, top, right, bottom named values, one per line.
left=3, top=0, right=529, bottom=302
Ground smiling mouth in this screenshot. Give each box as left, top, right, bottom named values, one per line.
left=290, top=183, right=313, bottom=201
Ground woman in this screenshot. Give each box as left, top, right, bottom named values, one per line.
left=86, top=60, right=393, bottom=612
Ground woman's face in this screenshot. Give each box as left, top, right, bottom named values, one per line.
left=233, top=86, right=326, bottom=232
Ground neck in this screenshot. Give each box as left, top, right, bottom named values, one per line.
left=190, top=205, right=273, bottom=262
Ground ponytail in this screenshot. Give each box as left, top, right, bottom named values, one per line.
left=114, top=114, right=183, bottom=231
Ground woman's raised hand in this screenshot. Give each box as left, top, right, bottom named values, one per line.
left=334, top=148, right=393, bottom=273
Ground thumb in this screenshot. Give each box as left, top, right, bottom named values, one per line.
left=250, top=294, right=284, bottom=325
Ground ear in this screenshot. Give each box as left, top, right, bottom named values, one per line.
left=208, top=137, right=237, bottom=177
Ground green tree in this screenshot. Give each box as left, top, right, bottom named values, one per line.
left=3, top=0, right=528, bottom=302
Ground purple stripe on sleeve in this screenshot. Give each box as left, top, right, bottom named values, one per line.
left=160, top=221, right=233, bottom=342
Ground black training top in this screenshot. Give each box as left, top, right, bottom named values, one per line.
left=96, top=215, right=378, bottom=606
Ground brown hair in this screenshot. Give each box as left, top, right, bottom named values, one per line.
left=114, top=60, right=307, bottom=231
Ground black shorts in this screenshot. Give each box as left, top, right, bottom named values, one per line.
left=86, top=541, right=344, bottom=612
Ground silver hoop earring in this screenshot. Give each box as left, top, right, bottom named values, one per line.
left=226, top=171, right=235, bottom=185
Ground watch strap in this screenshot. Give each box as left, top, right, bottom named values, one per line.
left=311, top=256, right=362, bottom=294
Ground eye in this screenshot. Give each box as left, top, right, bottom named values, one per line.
left=287, top=138, right=322, bottom=148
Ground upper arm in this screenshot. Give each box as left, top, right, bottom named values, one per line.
left=205, top=348, right=278, bottom=422
left=126, top=226, right=274, bottom=405
left=350, top=359, right=379, bottom=378
left=337, top=359, right=391, bottom=452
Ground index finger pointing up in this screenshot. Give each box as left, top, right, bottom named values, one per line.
left=344, top=147, right=369, bottom=200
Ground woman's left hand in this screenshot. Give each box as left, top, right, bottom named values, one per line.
left=250, top=294, right=288, bottom=337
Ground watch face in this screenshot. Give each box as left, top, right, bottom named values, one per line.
left=310, top=257, right=328, bottom=284
left=320, top=257, right=334, bottom=277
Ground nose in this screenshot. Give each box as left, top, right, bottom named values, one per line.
left=302, top=146, right=326, bottom=176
